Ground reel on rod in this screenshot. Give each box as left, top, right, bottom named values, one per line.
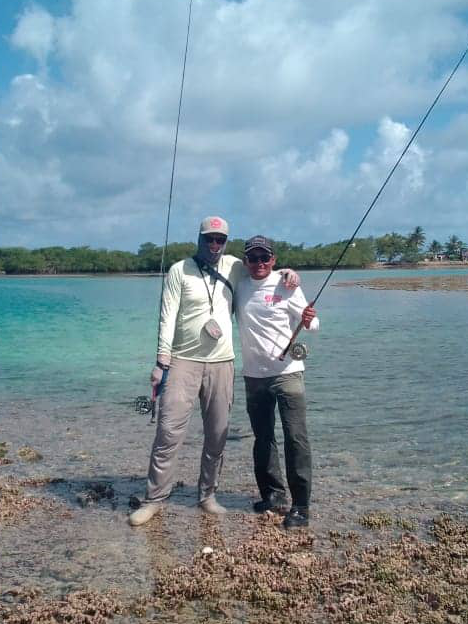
left=134, top=392, right=157, bottom=423
left=134, top=396, right=153, bottom=415
left=132, top=331, right=171, bottom=426
left=289, top=342, right=309, bottom=361
left=134, top=368, right=168, bottom=423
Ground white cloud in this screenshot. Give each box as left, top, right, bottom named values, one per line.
left=10, top=5, right=55, bottom=65
left=360, top=117, right=428, bottom=193
left=0, top=0, right=467, bottom=249
left=250, top=128, right=349, bottom=211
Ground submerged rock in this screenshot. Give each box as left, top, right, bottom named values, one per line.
left=76, top=481, right=115, bottom=507
left=0, top=442, right=13, bottom=466
left=0, top=479, right=59, bottom=524
left=359, top=511, right=393, bottom=529
left=128, top=495, right=141, bottom=509
left=17, top=446, right=43, bottom=462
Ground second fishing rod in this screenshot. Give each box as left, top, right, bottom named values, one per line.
left=280, top=42, right=468, bottom=361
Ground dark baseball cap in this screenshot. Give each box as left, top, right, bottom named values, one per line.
left=244, top=235, right=274, bottom=255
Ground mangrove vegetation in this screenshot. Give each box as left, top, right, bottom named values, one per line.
left=0, top=227, right=466, bottom=274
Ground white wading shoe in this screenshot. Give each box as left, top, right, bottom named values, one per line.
left=199, top=498, right=227, bottom=515
left=128, top=503, right=160, bottom=526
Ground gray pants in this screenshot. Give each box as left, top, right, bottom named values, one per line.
left=145, top=357, right=234, bottom=504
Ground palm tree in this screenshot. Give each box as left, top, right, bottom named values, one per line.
left=407, top=226, right=426, bottom=251
left=427, top=240, right=443, bottom=259
left=445, top=235, right=463, bottom=259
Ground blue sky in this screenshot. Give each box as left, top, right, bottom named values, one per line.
left=0, top=1, right=69, bottom=88
left=1, top=0, right=467, bottom=251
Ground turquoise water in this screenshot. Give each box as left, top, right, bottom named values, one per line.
left=0, top=276, right=161, bottom=404
left=1, top=270, right=467, bottom=503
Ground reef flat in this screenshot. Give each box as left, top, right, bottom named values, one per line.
left=334, top=274, right=468, bottom=292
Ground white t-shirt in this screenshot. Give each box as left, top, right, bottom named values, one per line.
left=235, top=270, right=319, bottom=378
left=158, top=255, right=244, bottom=362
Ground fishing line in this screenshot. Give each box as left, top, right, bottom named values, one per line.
left=135, top=0, right=193, bottom=418
left=157, top=0, right=193, bottom=326
left=280, top=42, right=468, bottom=361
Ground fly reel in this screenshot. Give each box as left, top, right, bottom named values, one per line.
left=135, top=395, right=157, bottom=423
left=289, top=342, right=308, bottom=361
left=134, top=395, right=153, bottom=414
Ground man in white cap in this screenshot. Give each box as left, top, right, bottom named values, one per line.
left=129, top=217, right=298, bottom=525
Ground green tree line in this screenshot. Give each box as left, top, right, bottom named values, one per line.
left=0, top=228, right=465, bottom=275
left=374, top=227, right=467, bottom=263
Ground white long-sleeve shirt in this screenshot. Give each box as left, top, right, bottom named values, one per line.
left=235, top=270, right=319, bottom=378
left=157, top=255, right=244, bottom=362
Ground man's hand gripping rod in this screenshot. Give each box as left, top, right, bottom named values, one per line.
left=279, top=237, right=351, bottom=361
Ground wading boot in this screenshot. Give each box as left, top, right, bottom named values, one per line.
left=128, top=503, right=160, bottom=526
left=253, top=492, right=288, bottom=514
left=199, top=497, right=227, bottom=515
left=283, top=506, right=309, bottom=529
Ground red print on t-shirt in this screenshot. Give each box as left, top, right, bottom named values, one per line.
left=264, top=294, right=282, bottom=304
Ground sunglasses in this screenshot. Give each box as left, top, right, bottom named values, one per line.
left=246, top=253, right=272, bottom=264
left=204, top=234, right=227, bottom=244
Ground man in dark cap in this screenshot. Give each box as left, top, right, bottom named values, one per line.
left=235, top=235, right=319, bottom=529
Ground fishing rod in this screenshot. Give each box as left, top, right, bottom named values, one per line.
left=135, top=0, right=193, bottom=420
left=280, top=42, right=468, bottom=362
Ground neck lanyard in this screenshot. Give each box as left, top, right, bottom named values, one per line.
left=196, top=263, right=218, bottom=315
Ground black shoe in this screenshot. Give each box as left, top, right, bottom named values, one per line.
left=253, top=492, right=288, bottom=514
left=283, top=506, right=309, bottom=529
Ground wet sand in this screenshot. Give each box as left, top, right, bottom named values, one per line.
left=1, top=399, right=466, bottom=623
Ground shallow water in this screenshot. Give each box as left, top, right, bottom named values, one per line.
left=1, top=270, right=467, bottom=601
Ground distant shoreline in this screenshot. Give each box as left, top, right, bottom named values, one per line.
left=1, top=261, right=468, bottom=278
left=0, top=272, right=161, bottom=278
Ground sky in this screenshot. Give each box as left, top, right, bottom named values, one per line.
left=1, top=0, right=468, bottom=251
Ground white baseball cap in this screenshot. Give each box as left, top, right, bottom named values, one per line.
left=199, top=216, right=229, bottom=236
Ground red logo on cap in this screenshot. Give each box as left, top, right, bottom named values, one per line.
left=210, top=218, right=222, bottom=228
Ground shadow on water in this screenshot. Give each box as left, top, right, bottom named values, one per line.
left=39, top=475, right=253, bottom=514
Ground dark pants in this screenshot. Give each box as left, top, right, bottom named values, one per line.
left=244, top=372, right=312, bottom=508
